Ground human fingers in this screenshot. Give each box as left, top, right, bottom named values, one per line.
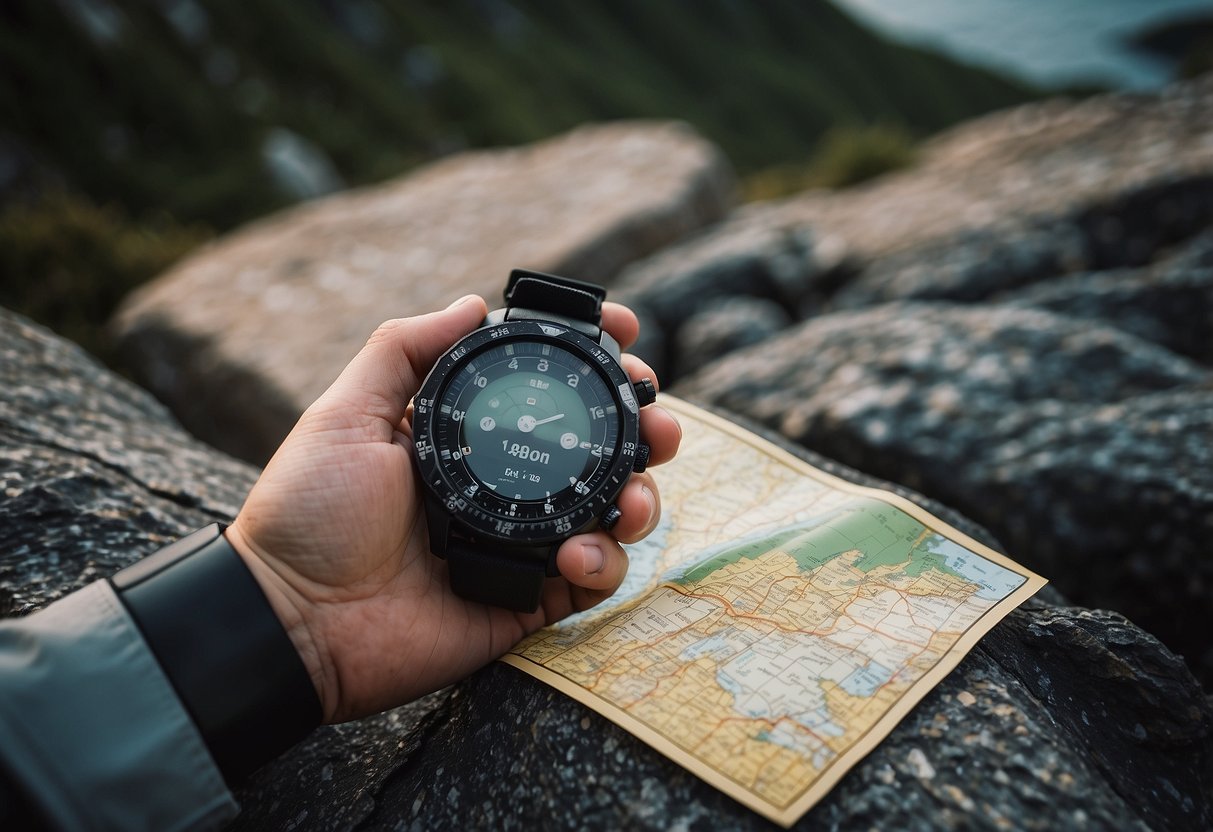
left=314, top=295, right=488, bottom=429
left=621, top=354, right=681, bottom=467
left=602, top=301, right=640, bottom=350
left=553, top=532, right=630, bottom=607
left=640, top=404, right=681, bottom=467
left=621, top=353, right=658, bottom=391
left=607, top=472, right=660, bottom=544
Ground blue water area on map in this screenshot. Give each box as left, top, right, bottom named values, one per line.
left=838, top=660, right=894, bottom=698
left=680, top=632, right=736, bottom=662
left=716, top=650, right=847, bottom=746
left=922, top=535, right=1026, bottom=601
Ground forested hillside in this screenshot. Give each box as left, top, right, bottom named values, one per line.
left=0, top=0, right=1038, bottom=359
left=2, top=0, right=1036, bottom=228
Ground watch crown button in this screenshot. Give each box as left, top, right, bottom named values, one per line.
left=633, top=378, right=657, bottom=408
left=600, top=504, right=623, bottom=532
left=633, top=442, right=651, bottom=473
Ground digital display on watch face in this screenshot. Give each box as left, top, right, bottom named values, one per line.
left=434, top=339, right=621, bottom=506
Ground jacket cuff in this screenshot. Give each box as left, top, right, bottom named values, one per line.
left=0, top=581, right=238, bottom=831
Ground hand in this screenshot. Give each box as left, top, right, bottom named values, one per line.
left=226, top=295, right=682, bottom=723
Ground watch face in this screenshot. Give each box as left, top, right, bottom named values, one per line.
left=455, top=340, right=616, bottom=501
left=413, top=320, right=640, bottom=544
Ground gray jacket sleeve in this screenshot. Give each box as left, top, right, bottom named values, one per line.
left=0, top=580, right=239, bottom=831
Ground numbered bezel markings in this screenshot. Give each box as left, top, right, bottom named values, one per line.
left=412, top=320, right=640, bottom=545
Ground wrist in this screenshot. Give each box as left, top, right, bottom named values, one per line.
left=224, top=522, right=338, bottom=723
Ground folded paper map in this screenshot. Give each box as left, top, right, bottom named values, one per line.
left=503, top=396, right=1046, bottom=826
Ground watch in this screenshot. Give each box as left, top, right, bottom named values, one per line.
left=411, top=269, right=656, bottom=612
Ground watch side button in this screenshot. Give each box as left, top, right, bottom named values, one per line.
left=633, top=442, right=651, bottom=473
left=632, top=378, right=657, bottom=408
left=600, top=504, right=623, bottom=532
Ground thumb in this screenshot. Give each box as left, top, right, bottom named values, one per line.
left=317, top=295, right=489, bottom=428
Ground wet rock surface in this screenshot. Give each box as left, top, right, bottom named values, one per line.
left=0, top=308, right=254, bottom=612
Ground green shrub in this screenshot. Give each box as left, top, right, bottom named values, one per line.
left=0, top=191, right=210, bottom=366
left=809, top=123, right=918, bottom=188
left=742, top=123, right=917, bottom=201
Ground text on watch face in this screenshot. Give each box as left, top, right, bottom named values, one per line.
left=436, top=340, right=620, bottom=506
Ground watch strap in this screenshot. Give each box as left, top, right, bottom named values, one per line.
left=110, top=524, right=321, bottom=783
left=505, top=269, right=605, bottom=329
left=445, top=539, right=558, bottom=613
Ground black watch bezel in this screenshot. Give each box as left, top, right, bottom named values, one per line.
left=412, top=318, right=640, bottom=546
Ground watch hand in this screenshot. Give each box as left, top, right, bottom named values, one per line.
left=516, top=413, right=565, bottom=433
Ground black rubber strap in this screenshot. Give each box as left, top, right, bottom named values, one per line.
left=445, top=539, right=557, bottom=613
left=110, top=524, right=321, bottom=784
left=505, top=269, right=605, bottom=331
left=442, top=270, right=607, bottom=612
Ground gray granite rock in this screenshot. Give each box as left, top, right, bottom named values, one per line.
left=829, top=177, right=1213, bottom=313
left=0, top=308, right=254, bottom=612
left=226, top=692, right=452, bottom=832
left=611, top=76, right=1213, bottom=386
left=828, top=220, right=1090, bottom=309
left=736, top=74, right=1213, bottom=268
left=611, top=217, right=849, bottom=380
left=613, top=219, right=839, bottom=328
left=677, top=302, right=1213, bottom=685
left=673, top=297, right=793, bottom=378
left=1005, top=231, right=1213, bottom=364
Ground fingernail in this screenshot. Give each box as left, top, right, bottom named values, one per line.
left=642, top=485, right=657, bottom=523
left=582, top=543, right=605, bottom=575
left=664, top=408, right=682, bottom=437
left=446, top=294, right=476, bottom=310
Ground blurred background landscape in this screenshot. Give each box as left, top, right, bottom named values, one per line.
left=5, top=6, right=1213, bottom=824
left=3, top=0, right=1209, bottom=366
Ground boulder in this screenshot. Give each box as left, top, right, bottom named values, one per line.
left=829, top=176, right=1213, bottom=310
left=1004, top=230, right=1213, bottom=364
left=111, top=122, right=736, bottom=464
left=611, top=217, right=848, bottom=379
left=673, top=297, right=792, bottom=378
left=5, top=308, right=1210, bottom=830
left=676, top=302, right=1213, bottom=685
left=608, top=74, right=1213, bottom=384
left=765, top=73, right=1213, bottom=264
left=0, top=307, right=254, bottom=612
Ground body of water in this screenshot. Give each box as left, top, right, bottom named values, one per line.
left=833, top=0, right=1212, bottom=90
